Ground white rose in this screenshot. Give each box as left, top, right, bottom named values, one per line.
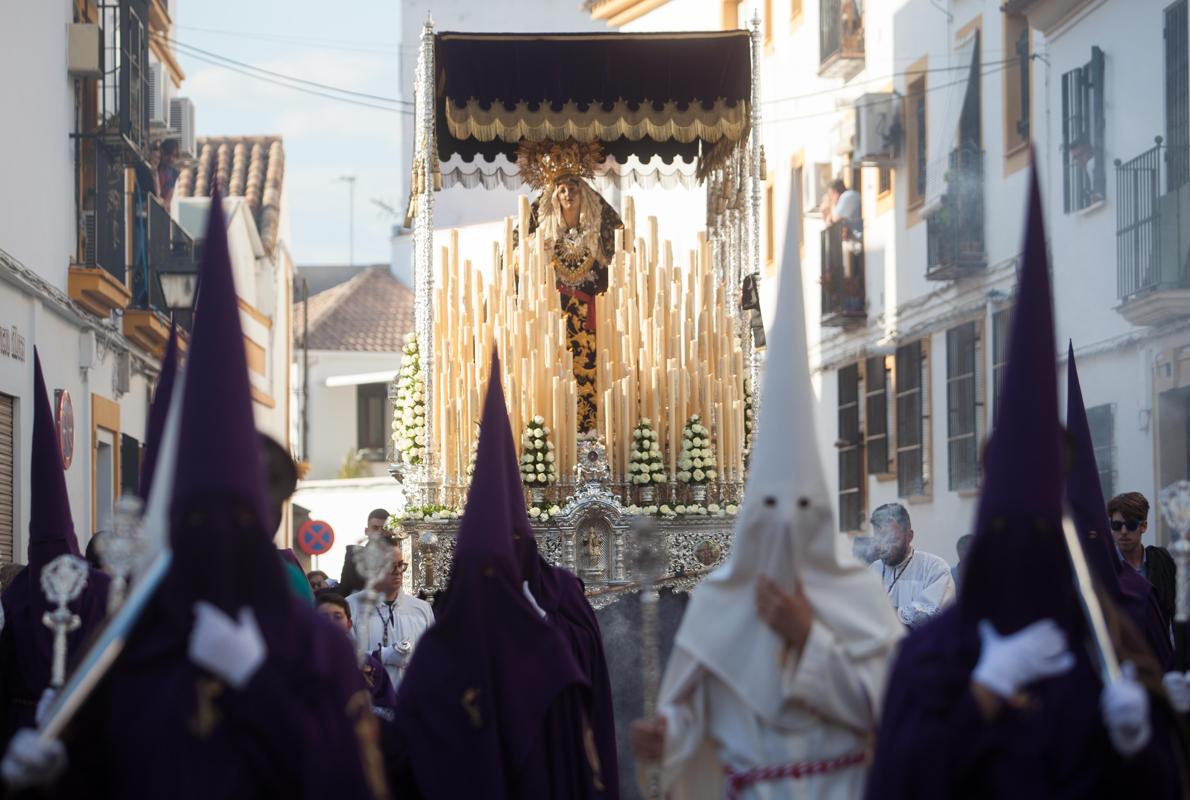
left=693, top=458, right=703, bottom=469
left=529, top=507, right=541, bottom=518
left=550, top=505, right=560, bottom=514
left=659, top=504, right=671, bottom=514
left=675, top=505, right=686, bottom=514
left=726, top=504, right=739, bottom=514
left=708, top=503, right=721, bottom=513
left=706, top=470, right=717, bottom=480
left=534, top=415, right=545, bottom=425
left=678, top=471, right=690, bottom=481
left=693, top=469, right=705, bottom=481
left=547, top=442, right=555, bottom=450
left=628, top=505, right=641, bottom=514
left=696, top=506, right=708, bottom=516
left=545, top=452, right=555, bottom=463
left=536, top=463, right=545, bottom=473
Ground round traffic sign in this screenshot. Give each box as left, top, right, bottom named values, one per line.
left=297, top=519, right=334, bottom=556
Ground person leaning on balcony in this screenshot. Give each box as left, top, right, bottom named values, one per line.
left=1110, top=491, right=1176, bottom=629
left=822, top=179, right=861, bottom=231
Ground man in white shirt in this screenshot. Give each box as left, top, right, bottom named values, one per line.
left=347, top=538, right=434, bottom=689
left=822, top=179, right=861, bottom=228
left=868, top=503, right=955, bottom=628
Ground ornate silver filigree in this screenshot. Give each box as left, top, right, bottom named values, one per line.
left=351, top=534, right=396, bottom=665
left=99, top=495, right=147, bottom=613
left=40, top=554, right=89, bottom=688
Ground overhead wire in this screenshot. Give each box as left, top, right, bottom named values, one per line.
left=172, top=24, right=404, bottom=55
left=761, top=56, right=1018, bottom=105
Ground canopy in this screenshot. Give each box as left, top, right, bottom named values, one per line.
left=433, top=31, right=753, bottom=184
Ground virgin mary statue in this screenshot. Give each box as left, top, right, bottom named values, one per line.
left=517, top=140, right=623, bottom=433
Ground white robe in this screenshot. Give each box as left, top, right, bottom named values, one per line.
left=646, top=619, right=893, bottom=800
left=346, top=590, right=434, bottom=689
left=869, top=548, right=955, bottom=627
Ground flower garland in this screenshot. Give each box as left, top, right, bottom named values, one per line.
left=624, top=502, right=739, bottom=518
left=389, top=505, right=461, bottom=524
left=743, top=375, right=755, bottom=463
left=520, top=416, right=557, bottom=485
left=392, top=336, right=427, bottom=466
left=676, top=415, right=718, bottom=485
left=629, top=418, right=666, bottom=485
left=528, top=503, right=563, bottom=522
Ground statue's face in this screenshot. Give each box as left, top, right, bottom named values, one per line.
left=556, top=179, right=581, bottom=213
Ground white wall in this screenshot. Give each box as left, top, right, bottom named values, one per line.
left=291, top=476, right=406, bottom=583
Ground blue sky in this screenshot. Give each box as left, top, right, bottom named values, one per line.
left=174, top=0, right=406, bottom=266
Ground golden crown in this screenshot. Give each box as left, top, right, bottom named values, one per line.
left=516, top=140, right=603, bottom=191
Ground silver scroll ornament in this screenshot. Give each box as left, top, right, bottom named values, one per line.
left=40, top=554, right=90, bottom=688
left=98, top=495, right=148, bottom=614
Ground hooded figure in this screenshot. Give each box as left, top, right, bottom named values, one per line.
left=390, top=349, right=602, bottom=798
left=38, top=192, right=389, bottom=799
left=507, top=380, right=619, bottom=798
left=866, top=170, right=1187, bottom=800
left=631, top=182, right=904, bottom=800
left=1066, top=343, right=1171, bottom=668
left=0, top=352, right=111, bottom=739
left=138, top=321, right=179, bottom=501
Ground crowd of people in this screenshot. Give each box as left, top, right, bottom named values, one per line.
left=0, top=173, right=1186, bottom=798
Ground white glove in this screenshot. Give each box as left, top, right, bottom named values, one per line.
left=1163, top=670, right=1190, bottom=714
left=972, top=619, right=1075, bottom=699
left=34, top=687, right=57, bottom=727
left=1, top=729, right=65, bottom=790
left=1103, top=661, right=1151, bottom=757
left=188, top=602, right=266, bottom=689
left=379, top=643, right=413, bottom=668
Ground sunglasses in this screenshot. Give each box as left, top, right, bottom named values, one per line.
left=391, top=562, right=409, bottom=574
left=1109, top=519, right=1142, bottom=533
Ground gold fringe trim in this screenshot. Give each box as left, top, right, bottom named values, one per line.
left=444, top=97, right=749, bottom=144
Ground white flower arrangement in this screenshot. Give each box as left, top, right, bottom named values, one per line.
left=389, top=505, right=462, bottom=525
left=528, top=503, right=563, bottom=522
left=629, top=418, right=666, bottom=485
left=676, top=415, right=718, bottom=485
left=520, top=416, right=557, bottom=485
left=392, top=336, right=428, bottom=466
left=743, top=376, right=755, bottom=460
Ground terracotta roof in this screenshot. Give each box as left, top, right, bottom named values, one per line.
left=293, top=266, right=414, bottom=352
left=176, top=135, right=285, bottom=255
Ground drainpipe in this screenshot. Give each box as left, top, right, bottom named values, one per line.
left=301, top=277, right=310, bottom=463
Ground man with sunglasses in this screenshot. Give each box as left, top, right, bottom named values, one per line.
left=1110, top=492, right=1176, bottom=628
left=346, top=538, right=434, bottom=689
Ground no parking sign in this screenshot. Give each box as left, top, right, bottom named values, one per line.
left=298, top=520, right=335, bottom=556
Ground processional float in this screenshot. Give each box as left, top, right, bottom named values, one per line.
left=392, top=23, right=766, bottom=607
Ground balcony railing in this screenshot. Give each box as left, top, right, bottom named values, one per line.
left=926, top=147, right=986, bottom=280
left=819, top=0, right=865, bottom=80
left=1115, top=137, right=1190, bottom=302
left=821, top=221, right=865, bottom=327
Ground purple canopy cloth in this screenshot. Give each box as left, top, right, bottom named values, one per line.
left=0, top=351, right=110, bottom=739
left=56, top=192, right=389, bottom=799
left=391, top=349, right=600, bottom=798
left=1066, top=342, right=1172, bottom=668
left=866, top=168, right=1188, bottom=799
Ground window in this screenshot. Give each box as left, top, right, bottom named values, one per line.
left=946, top=322, right=980, bottom=490
left=1087, top=404, right=1116, bottom=500
left=991, top=307, right=1013, bottom=425
left=906, top=74, right=927, bottom=207
left=895, top=340, right=929, bottom=497
left=1167, top=0, right=1190, bottom=189
left=878, top=164, right=892, bottom=196
left=1003, top=14, right=1032, bottom=153
left=120, top=433, right=140, bottom=496
left=357, top=383, right=389, bottom=457
left=865, top=355, right=891, bottom=475
left=838, top=364, right=865, bottom=532
left=1062, top=48, right=1106, bottom=212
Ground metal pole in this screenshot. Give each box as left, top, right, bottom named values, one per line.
left=302, top=277, right=310, bottom=463
left=339, top=175, right=357, bottom=266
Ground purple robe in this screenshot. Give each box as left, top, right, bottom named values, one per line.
left=1066, top=343, right=1172, bottom=668
left=0, top=352, right=110, bottom=740
left=868, top=170, right=1187, bottom=799
left=55, top=193, right=388, bottom=799
left=391, top=350, right=599, bottom=798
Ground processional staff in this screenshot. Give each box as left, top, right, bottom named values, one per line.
left=39, top=554, right=89, bottom=689
left=632, top=518, right=666, bottom=800
left=352, top=533, right=398, bottom=666
left=98, top=495, right=148, bottom=614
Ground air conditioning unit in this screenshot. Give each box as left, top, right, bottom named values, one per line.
left=114, top=350, right=131, bottom=395
left=854, top=93, right=901, bottom=164
left=168, top=97, right=196, bottom=159
left=67, top=23, right=101, bottom=78
left=147, top=61, right=169, bottom=127
left=803, top=163, right=833, bottom=215
left=82, top=210, right=97, bottom=266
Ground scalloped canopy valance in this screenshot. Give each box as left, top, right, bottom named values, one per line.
left=433, top=31, right=753, bottom=178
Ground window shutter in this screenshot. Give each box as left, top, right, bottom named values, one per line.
left=896, top=341, right=926, bottom=497
left=838, top=364, right=864, bottom=532
left=1166, top=0, right=1190, bottom=189
left=1087, top=404, right=1116, bottom=501
left=119, top=434, right=140, bottom=496
left=865, top=355, right=890, bottom=475
left=1091, top=46, right=1106, bottom=197
left=946, top=322, right=979, bottom=490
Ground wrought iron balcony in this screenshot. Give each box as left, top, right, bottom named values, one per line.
left=1115, top=137, right=1190, bottom=326
left=819, top=0, right=865, bottom=80
left=821, top=221, right=866, bottom=328
left=926, top=147, right=987, bottom=280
